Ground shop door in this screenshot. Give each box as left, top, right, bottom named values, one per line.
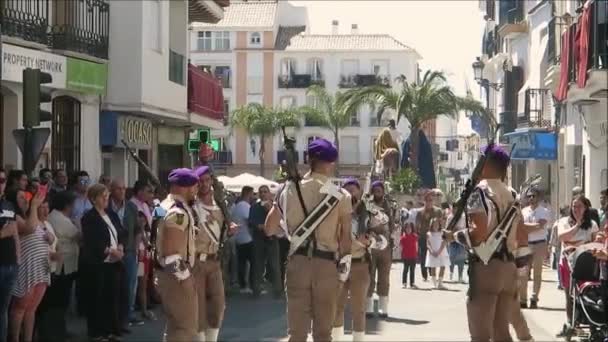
left=158, top=144, right=183, bottom=188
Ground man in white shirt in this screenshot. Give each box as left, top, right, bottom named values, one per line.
left=518, top=187, right=550, bottom=309
left=231, top=186, right=255, bottom=293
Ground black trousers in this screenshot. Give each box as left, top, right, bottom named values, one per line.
left=418, top=236, right=429, bottom=280
left=278, top=237, right=290, bottom=285
left=252, top=234, right=281, bottom=295
left=36, top=271, right=76, bottom=342
left=402, top=258, right=416, bottom=286
left=236, top=242, right=255, bottom=289
left=83, top=262, right=122, bottom=338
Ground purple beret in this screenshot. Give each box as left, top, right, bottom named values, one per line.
left=168, top=168, right=198, bottom=187
left=343, top=178, right=360, bottom=188
left=482, top=144, right=510, bottom=167
left=194, top=165, right=210, bottom=178
left=371, top=180, right=384, bottom=190
left=307, top=138, right=338, bottom=163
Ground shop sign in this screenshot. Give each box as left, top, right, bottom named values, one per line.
left=118, top=117, right=152, bottom=149
left=66, top=57, right=107, bottom=95
left=1, top=43, right=66, bottom=89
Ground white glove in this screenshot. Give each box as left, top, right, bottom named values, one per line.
left=164, top=254, right=191, bottom=281
left=338, top=255, right=352, bottom=283
left=174, top=268, right=192, bottom=281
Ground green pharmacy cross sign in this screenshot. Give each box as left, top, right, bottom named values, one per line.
left=187, top=129, right=220, bottom=152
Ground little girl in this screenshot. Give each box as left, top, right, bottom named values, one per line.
left=400, top=223, right=418, bottom=288
left=425, top=218, right=450, bottom=289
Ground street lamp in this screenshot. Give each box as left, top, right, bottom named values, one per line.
left=471, top=57, right=504, bottom=92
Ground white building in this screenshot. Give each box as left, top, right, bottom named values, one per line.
left=189, top=0, right=422, bottom=177
left=100, top=0, right=227, bottom=185
left=1, top=0, right=110, bottom=176
left=477, top=0, right=607, bottom=209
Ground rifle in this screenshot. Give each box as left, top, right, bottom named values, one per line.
left=121, top=139, right=164, bottom=194
left=196, top=157, right=232, bottom=250
left=281, top=127, right=308, bottom=216
left=444, top=124, right=501, bottom=234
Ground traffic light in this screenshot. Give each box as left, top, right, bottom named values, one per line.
left=23, top=68, right=52, bottom=127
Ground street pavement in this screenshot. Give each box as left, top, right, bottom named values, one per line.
left=67, top=264, right=567, bottom=341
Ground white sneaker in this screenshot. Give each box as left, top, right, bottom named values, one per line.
left=378, top=296, right=389, bottom=318
left=352, top=331, right=366, bottom=341
left=331, top=326, right=344, bottom=341
left=437, top=279, right=447, bottom=290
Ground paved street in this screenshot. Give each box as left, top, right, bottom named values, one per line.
left=67, top=264, right=567, bottom=341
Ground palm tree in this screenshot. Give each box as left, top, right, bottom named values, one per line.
left=349, top=70, right=489, bottom=170
left=298, top=85, right=360, bottom=169
left=230, top=103, right=301, bottom=177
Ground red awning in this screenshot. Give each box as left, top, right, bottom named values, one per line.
left=555, top=26, right=573, bottom=102
left=188, top=64, right=224, bottom=121
left=575, top=0, right=592, bottom=88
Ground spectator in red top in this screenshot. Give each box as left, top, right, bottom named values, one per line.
left=400, top=223, right=418, bottom=289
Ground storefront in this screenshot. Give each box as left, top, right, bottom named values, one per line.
left=1, top=43, right=106, bottom=177
left=157, top=126, right=188, bottom=188
left=100, top=112, right=153, bottom=185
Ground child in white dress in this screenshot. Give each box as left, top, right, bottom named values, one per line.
left=425, top=218, right=450, bottom=289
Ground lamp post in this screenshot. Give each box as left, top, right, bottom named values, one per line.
left=471, top=57, right=504, bottom=110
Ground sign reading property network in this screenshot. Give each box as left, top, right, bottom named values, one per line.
left=2, top=43, right=106, bottom=95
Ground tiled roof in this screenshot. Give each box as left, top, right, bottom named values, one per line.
left=191, top=0, right=277, bottom=28
left=275, top=26, right=415, bottom=52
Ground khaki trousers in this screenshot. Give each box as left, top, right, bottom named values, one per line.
left=286, top=255, right=340, bottom=342
left=467, top=259, right=518, bottom=342
left=334, top=261, right=370, bottom=332
left=157, top=271, right=198, bottom=342
left=368, top=248, right=391, bottom=297
left=510, top=302, right=532, bottom=341
left=193, top=259, right=225, bottom=331
left=518, top=242, right=546, bottom=301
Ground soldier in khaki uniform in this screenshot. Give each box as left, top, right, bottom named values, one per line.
left=460, top=145, right=520, bottom=341
left=332, top=178, right=372, bottom=342
left=265, top=138, right=353, bottom=342
left=156, top=168, right=199, bottom=342
left=365, top=181, right=394, bottom=318
left=191, top=166, right=236, bottom=342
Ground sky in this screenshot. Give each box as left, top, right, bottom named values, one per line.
left=289, top=0, right=486, bottom=134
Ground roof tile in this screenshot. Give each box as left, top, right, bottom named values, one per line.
left=191, top=0, right=277, bottom=28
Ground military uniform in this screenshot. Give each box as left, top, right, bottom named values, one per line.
left=156, top=169, right=199, bottom=342
left=192, top=198, right=225, bottom=342
left=366, top=182, right=393, bottom=318
left=466, top=179, right=520, bottom=341
left=332, top=178, right=370, bottom=342
left=278, top=138, right=352, bottom=342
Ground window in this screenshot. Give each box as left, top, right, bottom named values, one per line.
left=52, top=96, right=81, bottom=171
left=340, top=136, right=359, bottom=164
left=214, top=66, right=231, bottom=88
left=350, top=111, right=360, bottom=126
left=308, top=58, right=323, bottom=81
left=223, top=100, right=230, bottom=126
left=250, top=32, right=261, bottom=45
left=372, top=60, right=389, bottom=76
left=280, top=58, right=296, bottom=76
left=169, top=50, right=185, bottom=85
left=215, top=31, right=230, bottom=50
left=457, top=151, right=463, bottom=160
left=147, top=0, right=161, bottom=50
left=197, top=31, right=212, bottom=51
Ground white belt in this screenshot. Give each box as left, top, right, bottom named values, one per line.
left=199, top=253, right=208, bottom=262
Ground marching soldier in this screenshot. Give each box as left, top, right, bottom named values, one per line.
left=191, top=166, right=237, bottom=342
left=365, top=181, right=394, bottom=319
left=332, top=178, right=372, bottom=342
left=156, top=168, right=199, bottom=342
left=457, top=145, right=520, bottom=341
left=265, top=138, right=353, bottom=342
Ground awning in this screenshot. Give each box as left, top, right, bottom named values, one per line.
left=503, top=129, right=557, bottom=160
left=188, top=64, right=225, bottom=122
left=217, top=173, right=280, bottom=193
left=517, top=33, right=549, bottom=116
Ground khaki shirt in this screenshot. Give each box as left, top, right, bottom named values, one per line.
left=466, top=179, right=520, bottom=253
left=156, top=194, right=196, bottom=266
left=279, top=172, right=352, bottom=252
left=192, top=199, right=224, bottom=255
left=416, top=206, right=443, bottom=236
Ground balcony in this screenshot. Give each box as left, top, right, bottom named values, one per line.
left=210, top=151, right=232, bottom=166
left=277, top=150, right=299, bottom=164
left=498, top=1, right=527, bottom=39
left=50, top=0, right=110, bottom=59
left=519, top=89, right=551, bottom=128
left=339, top=74, right=391, bottom=88
left=277, top=74, right=324, bottom=89
left=1, top=0, right=50, bottom=45
left=188, top=64, right=225, bottom=122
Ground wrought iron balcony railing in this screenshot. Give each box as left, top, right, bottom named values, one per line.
left=211, top=151, right=232, bottom=166
left=1, top=0, right=50, bottom=45
left=520, top=89, right=552, bottom=128
left=278, top=74, right=319, bottom=88
left=338, top=74, right=391, bottom=88
left=50, top=0, right=110, bottom=59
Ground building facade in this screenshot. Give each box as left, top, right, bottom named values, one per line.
left=100, top=0, right=227, bottom=185
left=1, top=0, right=109, bottom=176
left=477, top=0, right=607, bottom=209
left=189, top=0, right=423, bottom=177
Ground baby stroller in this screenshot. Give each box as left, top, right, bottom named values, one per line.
left=561, top=242, right=607, bottom=342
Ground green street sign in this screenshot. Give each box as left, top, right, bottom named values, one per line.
left=187, top=128, right=212, bottom=152
left=187, top=139, right=201, bottom=152
left=209, top=138, right=220, bottom=152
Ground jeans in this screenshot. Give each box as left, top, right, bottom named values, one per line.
left=450, top=260, right=465, bottom=279
left=123, top=251, right=139, bottom=321
left=402, top=259, right=416, bottom=285
left=0, top=264, right=18, bottom=342
left=253, top=234, right=281, bottom=295
left=236, top=242, right=255, bottom=289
